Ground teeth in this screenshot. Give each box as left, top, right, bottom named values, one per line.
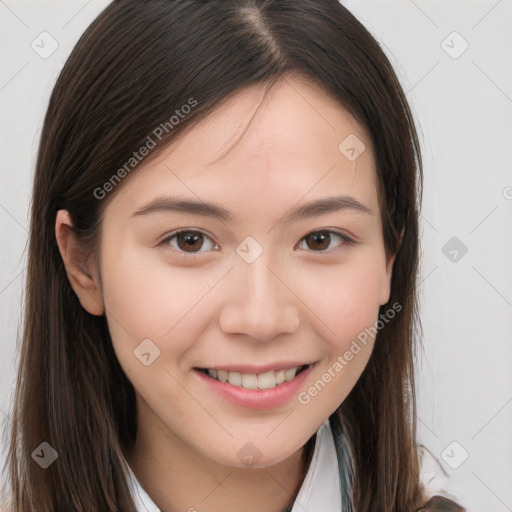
left=275, top=370, right=286, bottom=385
left=204, top=366, right=304, bottom=390
left=217, top=369, right=229, bottom=382
left=228, top=372, right=242, bottom=386
left=241, top=373, right=258, bottom=389
left=285, top=367, right=297, bottom=381
left=258, top=371, right=276, bottom=389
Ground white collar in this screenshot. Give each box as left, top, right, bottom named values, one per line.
left=125, top=418, right=342, bottom=512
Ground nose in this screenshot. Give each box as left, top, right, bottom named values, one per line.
left=218, top=249, right=301, bottom=342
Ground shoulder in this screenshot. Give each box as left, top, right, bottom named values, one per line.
left=418, top=495, right=466, bottom=511
left=418, top=444, right=467, bottom=511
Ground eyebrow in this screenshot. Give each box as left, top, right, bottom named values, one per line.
left=131, top=194, right=373, bottom=224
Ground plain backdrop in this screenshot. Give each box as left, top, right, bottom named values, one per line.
left=1, top=1, right=511, bottom=510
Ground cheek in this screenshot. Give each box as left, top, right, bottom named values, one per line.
left=294, top=264, right=383, bottom=412
left=295, top=253, right=386, bottom=344
left=292, top=253, right=386, bottom=409
left=99, top=247, right=224, bottom=371
left=334, top=268, right=383, bottom=342
left=100, top=251, right=224, bottom=431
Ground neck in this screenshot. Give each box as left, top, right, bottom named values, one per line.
left=123, top=396, right=317, bottom=512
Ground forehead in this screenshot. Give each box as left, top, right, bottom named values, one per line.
left=105, top=75, right=378, bottom=224
left=170, top=75, right=373, bottom=174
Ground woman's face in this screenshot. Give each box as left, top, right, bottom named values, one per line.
left=89, top=75, right=395, bottom=467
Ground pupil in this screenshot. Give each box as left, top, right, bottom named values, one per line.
left=178, top=232, right=202, bottom=251
left=308, top=231, right=329, bottom=250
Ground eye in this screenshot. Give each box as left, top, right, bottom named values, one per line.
left=296, top=230, right=355, bottom=252
left=160, top=230, right=219, bottom=254
left=159, top=228, right=355, bottom=256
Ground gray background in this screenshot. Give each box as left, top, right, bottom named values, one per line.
left=1, top=0, right=511, bottom=510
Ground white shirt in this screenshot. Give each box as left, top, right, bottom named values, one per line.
left=125, top=419, right=465, bottom=512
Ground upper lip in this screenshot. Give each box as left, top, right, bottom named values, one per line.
left=195, top=361, right=314, bottom=374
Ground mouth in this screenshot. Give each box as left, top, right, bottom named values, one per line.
left=194, top=364, right=311, bottom=391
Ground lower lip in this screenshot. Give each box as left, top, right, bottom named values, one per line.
left=194, top=365, right=315, bottom=410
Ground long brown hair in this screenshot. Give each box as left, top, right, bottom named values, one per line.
left=2, top=1, right=433, bottom=510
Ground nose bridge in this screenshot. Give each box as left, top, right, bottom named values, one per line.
left=219, top=238, right=300, bottom=340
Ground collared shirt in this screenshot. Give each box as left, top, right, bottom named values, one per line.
left=125, top=419, right=466, bottom=512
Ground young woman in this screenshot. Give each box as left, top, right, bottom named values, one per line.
left=1, top=1, right=466, bottom=511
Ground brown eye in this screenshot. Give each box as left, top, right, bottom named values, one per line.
left=161, top=230, right=218, bottom=254
left=298, top=230, right=354, bottom=252
left=306, top=231, right=330, bottom=250
left=176, top=231, right=204, bottom=252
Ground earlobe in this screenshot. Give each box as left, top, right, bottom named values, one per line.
left=55, top=210, right=105, bottom=316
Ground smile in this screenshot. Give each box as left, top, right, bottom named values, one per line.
left=197, top=365, right=310, bottom=390
left=194, top=363, right=315, bottom=410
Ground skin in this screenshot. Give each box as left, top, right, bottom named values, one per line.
left=56, top=74, right=396, bottom=512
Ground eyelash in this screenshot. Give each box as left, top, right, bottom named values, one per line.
left=158, top=229, right=357, bottom=256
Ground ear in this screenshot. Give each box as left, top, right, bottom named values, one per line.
left=55, top=210, right=105, bottom=316
left=379, top=227, right=404, bottom=306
